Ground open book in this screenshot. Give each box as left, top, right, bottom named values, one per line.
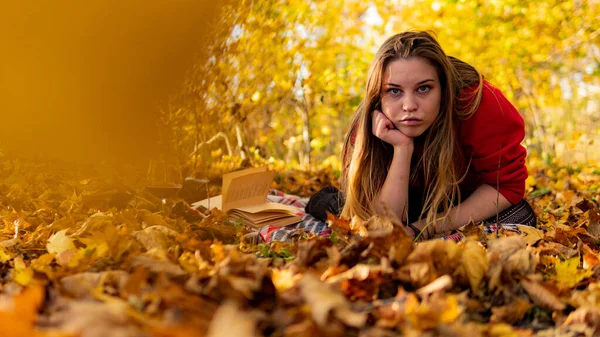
left=192, top=167, right=302, bottom=229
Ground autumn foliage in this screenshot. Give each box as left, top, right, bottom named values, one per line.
left=0, top=154, right=599, bottom=336
left=1, top=0, right=599, bottom=336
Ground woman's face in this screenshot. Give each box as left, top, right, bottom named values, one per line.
left=379, top=57, right=442, bottom=138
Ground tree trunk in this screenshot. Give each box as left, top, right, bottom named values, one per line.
left=235, top=124, right=246, bottom=160
left=295, top=105, right=311, bottom=168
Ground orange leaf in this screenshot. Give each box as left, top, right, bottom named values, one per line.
left=0, top=286, right=46, bottom=337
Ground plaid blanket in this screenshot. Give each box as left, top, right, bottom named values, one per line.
left=232, top=190, right=533, bottom=243
left=259, top=190, right=331, bottom=242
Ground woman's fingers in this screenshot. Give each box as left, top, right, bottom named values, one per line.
left=372, top=110, right=394, bottom=138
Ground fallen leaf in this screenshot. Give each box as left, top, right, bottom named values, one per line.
left=487, top=237, right=537, bottom=292
left=13, top=257, right=34, bottom=286
left=490, top=299, right=532, bottom=324
left=39, top=298, right=145, bottom=337
left=131, top=255, right=187, bottom=277
left=520, top=277, right=566, bottom=312
left=300, top=273, right=367, bottom=328
left=327, top=213, right=354, bottom=236
left=488, top=323, right=517, bottom=337
left=0, top=246, right=11, bottom=262
left=460, top=241, right=489, bottom=292
left=47, top=229, right=76, bottom=255
left=206, top=300, right=259, bottom=337
left=271, top=268, right=300, bottom=292
left=581, top=244, right=600, bottom=270
left=0, top=286, right=46, bottom=337
left=405, top=293, right=461, bottom=330
left=60, top=271, right=129, bottom=298
left=562, top=305, right=600, bottom=335
left=554, top=257, right=593, bottom=290
left=131, top=225, right=179, bottom=251
left=415, top=275, right=453, bottom=298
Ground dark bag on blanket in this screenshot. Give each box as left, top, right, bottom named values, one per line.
left=305, top=186, right=344, bottom=222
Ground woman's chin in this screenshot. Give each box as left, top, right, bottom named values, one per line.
left=399, top=126, right=427, bottom=138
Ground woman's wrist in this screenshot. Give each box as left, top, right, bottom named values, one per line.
left=393, top=144, right=414, bottom=156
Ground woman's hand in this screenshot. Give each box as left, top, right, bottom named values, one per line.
left=372, top=110, right=413, bottom=148
left=408, top=218, right=430, bottom=240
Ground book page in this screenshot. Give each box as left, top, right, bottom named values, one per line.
left=232, top=202, right=300, bottom=214
left=222, top=167, right=266, bottom=198
left=222, top=170, right=275, bottom=212
left=192, top=195, right=223, bottom=210
left=193, top=167, right=273, bottom=212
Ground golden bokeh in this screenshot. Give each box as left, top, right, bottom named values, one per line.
left=0, top=0, right=232, bottom=165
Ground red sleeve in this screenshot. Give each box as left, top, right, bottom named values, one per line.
left=459, top=82, right=528, bottom=204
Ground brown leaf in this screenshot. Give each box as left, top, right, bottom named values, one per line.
left=581, top=243, right=600, bottom=270
left=363, top=214, right=393, bottom=238
left=206, top=300, right=260, bottom=337
left=487, top=237, right=537, bottom=292
left=70, top=212, right=116, bottom=237
left=407, top=239, right=462, bottom=276
left=131, top=254, right=187, bottom=277
left=300, top=273, right=367, bottom=328
left=131, top=225, right=179, bottom=251
left=349, top=215, right=369, bottom=237
left=397, top=262, right=437, bottom=288
left=490, top=299, right=532, bottom=324
left=293, top=238, right=329, bottom=267
left=562, top=306, right=600, bottom=336
left=520, top=277, right=566, bottom=312
left=60, top=271, right=129, bottom=299
left=326, top=213, right=351, bottom=235
left=39, top=298, right=145, bottom=337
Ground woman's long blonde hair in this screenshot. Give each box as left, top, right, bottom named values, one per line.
left=340, top=31, right=483, bottom=229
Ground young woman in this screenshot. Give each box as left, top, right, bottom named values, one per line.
left=308, top=31, right=536, bottom=240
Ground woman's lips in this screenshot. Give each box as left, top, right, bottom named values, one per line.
left=400, top=118, right=423, bottom=126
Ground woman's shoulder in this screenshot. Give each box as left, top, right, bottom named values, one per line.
left=458, top=80, right=524, bottom=137
left=459, top=81, right=520, bottom=121
left=458, top=80, right=502, bottom=108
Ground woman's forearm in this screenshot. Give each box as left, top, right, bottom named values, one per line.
left=441, top=184, right=512, bottom=232
left=375, top=146, right=413, bottom=221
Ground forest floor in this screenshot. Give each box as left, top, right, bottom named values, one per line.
left=0, top=155, right=599, bottom=337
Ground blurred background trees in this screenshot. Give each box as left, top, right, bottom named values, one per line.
left=163, top=0, right=600, bottom=176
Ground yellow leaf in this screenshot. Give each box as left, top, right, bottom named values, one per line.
left=56, top=249, right=84, bottom=268
left=488, top=323, right=517, bottom=337
left=271, top=268, right=300, bottom=292
left=0, top=246, right=11, bottom=262
left=525, top=175, right=536, bottom=190
left=405, top=293, right=461, bottom=330
left=440, top=294, right=460, bottom=324
left=30, top=254, right=55, bottom=278
left=13, top=257, right=33, bottom=287
left=554, top=257, right=593, bottom=290
left=461, top=241, right=489, bottom=292
left=46, top=229, right=76, bottom=255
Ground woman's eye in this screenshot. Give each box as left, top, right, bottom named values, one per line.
left=417, top=85, right=431, bottom=93
left=388, top=88, right=401, bottom=95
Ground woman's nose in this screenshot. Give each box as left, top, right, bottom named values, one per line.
left=403, top=94, right=417, bottom=112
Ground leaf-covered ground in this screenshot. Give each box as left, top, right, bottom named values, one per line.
left=0, top=156, right=599, bottom=337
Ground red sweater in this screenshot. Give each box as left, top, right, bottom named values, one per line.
left=347, top=81, right=527, bottom=220
left=454, top=81, right=527, bottom=205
